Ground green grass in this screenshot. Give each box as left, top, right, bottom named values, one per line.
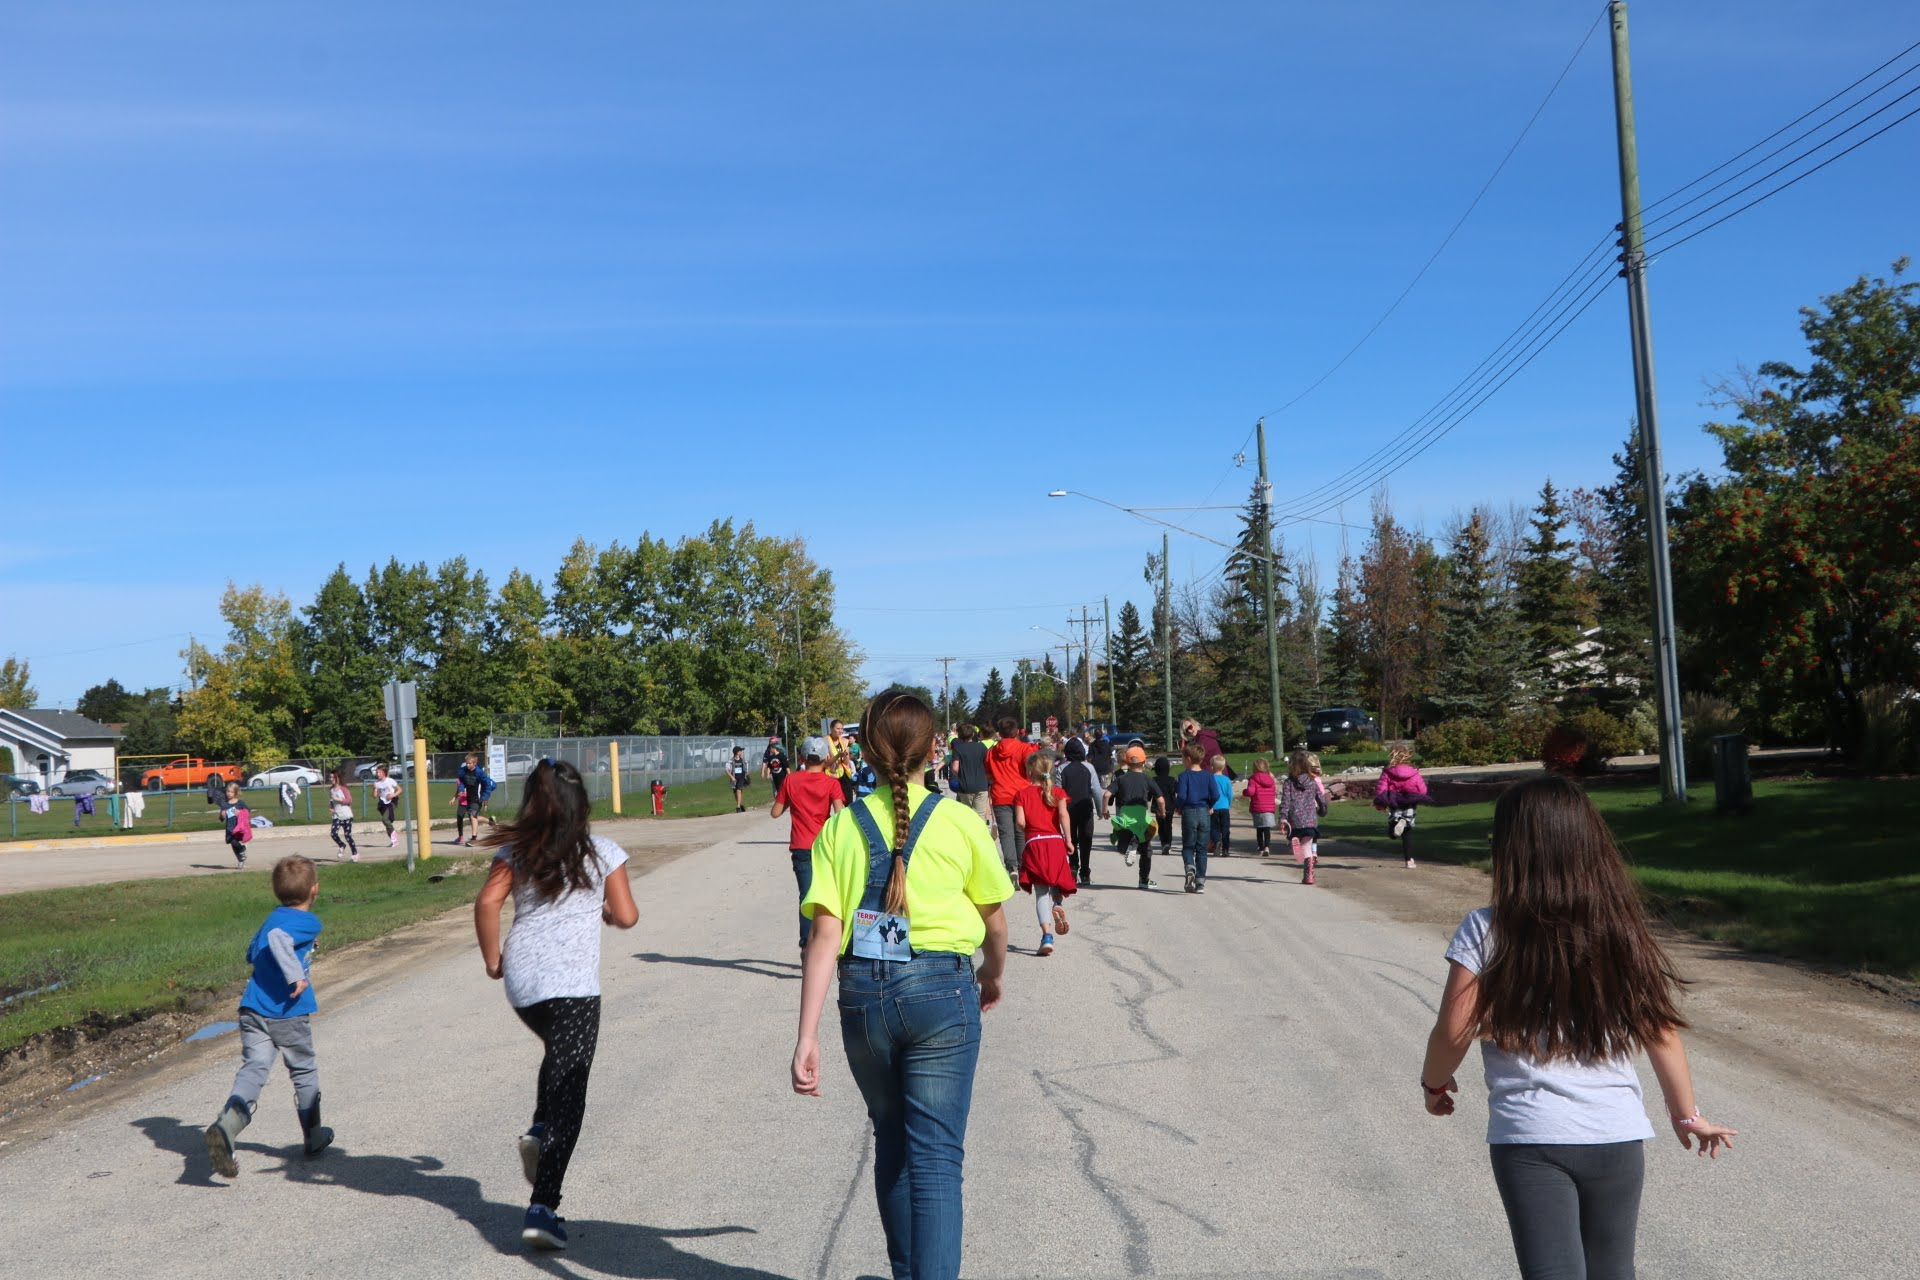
left=0, top=857, right=492, bottom=1054
left=1324, top=776, right=1920, bottom=980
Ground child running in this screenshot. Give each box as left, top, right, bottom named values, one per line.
left=769, top=736, right=845, bottom=948
left=327, top=770, right=358, bottom=863
left=791, top=688, right=1013, bottom=1280
left=222, top=780, right=252, bottom=868
left=1374, top=744, right=1429, bottom=868
left=1057, top=737, right=1104, bottom=885
left=1280, top=750, right=1327, bottom=885
left=204, top=855, right=332, bottom=1177
left=1014, top=750, right=1077, bottom=956
left=729, top=746, right=752, bottom=812
left=373, top=764, right=403, bottom=848
left=1244, top=758, right=1278, bottom=855
left=1106, top=745, right=1163, bottom=888
left=1174, top=744, right=1216, bottom=893
left=1421, top=774, right=1737, bottom=1279
left=1151, top=756, right=1178, bottom=866
left=1209, top=754, right=1233, bottom=857
left=474, top=760, right=639, bottom=1251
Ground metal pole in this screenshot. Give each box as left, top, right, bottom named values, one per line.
left=1103, top=597, right=1116, bottom=726
left=1161, top=532, right=1174, bottom=750
left=939, top=656, right=954, bottom=731
left=1608, top=1, right=1688, bottom=803
left=1257, top=418, right=1287, bottom=754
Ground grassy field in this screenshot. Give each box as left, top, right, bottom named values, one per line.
left=1323, top=776, right=1920, bottom=980
left=0, top=857, right=492, bottom=1054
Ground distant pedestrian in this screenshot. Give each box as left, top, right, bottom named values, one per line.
left=945, top=722, right=994, bottom=830
left=827, top=719, right=856, bottom=805
left=1209, top=754, right=1233, bottom=857
left=222, top=781, right=253, bottom=867
left=769, top=737, right=843, bottom=948
left=457, top=752, right=496, bottom=846
left=728, top=747, right=752, bottom=813
left=984, top=715, right=1037, bottom=879
left=373, top=764, right=402, bottom=848
left=203, top=855, right=332, bottom=1179
left=762, top=735, right=790, bottom=794
left=1245, top=758, right=1279, bottom=855
left=1015, top=750, right=1076, bottom=956
left=1104, top=745, right=1161, bottom=886
left=1420, top=774, right=1737, bottom=1280
left=1180, top=718, right=1224, bottom=772
left=327, top=771, right=359, bottom=863
left=1175, top=744, right=1216, bottom=894
left=1151, top=755, right=1178, bottom=865
left=791, top=688, right=1013, bottom=1280
left=1374, top=745, right=1430, bottom=869
left=1281, top=750, right=1327, bottom=885
left=1057, top=737, right=1104, bottom=885
left=474, top=760, right=640, bottom=1251
left=1088, top=728, right=1115, bottom=789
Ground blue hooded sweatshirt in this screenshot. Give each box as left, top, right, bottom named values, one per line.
left=241, top=904, right=323, bottom=1019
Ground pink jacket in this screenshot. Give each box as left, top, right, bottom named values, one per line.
left=1245, top=771, right=1278, bottom=814
left=1374, top=763, right=1429, bottom=808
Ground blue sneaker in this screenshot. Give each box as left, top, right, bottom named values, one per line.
left=518, top=1123, right=545, bottom=1186
left=1038, top=933, right=1055, bottom=957
left=522, top=1204, right=567, bottom=1250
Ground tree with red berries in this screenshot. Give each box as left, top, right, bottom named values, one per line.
left=1675, top=260, right=1920, bottom=751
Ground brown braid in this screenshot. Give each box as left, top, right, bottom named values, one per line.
left=859, top=687, right=937, bottom=918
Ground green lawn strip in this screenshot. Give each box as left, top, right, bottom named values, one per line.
left=1322, top=777, right=1920, bottom=980
left=0, top=857, right=488, bottom=1055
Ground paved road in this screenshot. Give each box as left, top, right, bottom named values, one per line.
left=3, top=815, right=1915, bottom=1278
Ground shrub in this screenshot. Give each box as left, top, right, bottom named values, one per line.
left=1541, top=724, right=1589, bottom=774
left=1623, top=701, right=1660, bottom=755
left=1417, top=718, right=1500, bottom=766
left=1540, top=708, right=1635, bottom=774
left=1497, top=706, right=1558, bottom=763
left=1856, top=686, right=1920, bottom=772
left=1682, top=693, right=1743, bottom=772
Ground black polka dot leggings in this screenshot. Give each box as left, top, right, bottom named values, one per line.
left=514, top=995, right=601, bottom=1212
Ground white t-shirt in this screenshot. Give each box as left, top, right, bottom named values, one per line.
left=497, top=835, right=629, bottom=1009
left=1446, top=907, right=1656, bottom=1146
left=373, top=778, right=399, bottom=804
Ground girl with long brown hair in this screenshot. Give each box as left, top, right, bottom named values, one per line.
left=1420, top=774, right=1736, bottom=1280
left=1013, top=749, right=1076, bottom=956
left=791, top=688, right=1013, bottom=1280
left=474, top=759, right=639, bottom=1251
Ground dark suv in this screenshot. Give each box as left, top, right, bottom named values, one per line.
left=1305, top=707, right=1379, bottom=751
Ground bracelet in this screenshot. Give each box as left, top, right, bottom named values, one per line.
left=1420, top=1079, right=1451, bottom=1096
left=1672, top=1110, right=1702, bottom=1127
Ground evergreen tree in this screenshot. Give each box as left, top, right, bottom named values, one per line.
left=975, top=667, right=1009, bottom=726
left=1324, top=558, right=1363, bottom=706
left=1107, top=601, right=1154, bottom=729
left=1432, top=512, right=1528, bottom=722
left=1592, top=433, right=1655, bottom=713
left=77, top=679, right=139, bottom=724
left=1515, top=479, right=1586, bottom=699
left=948, top=685, right=972, bottom=726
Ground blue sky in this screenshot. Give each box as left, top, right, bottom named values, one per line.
left=3, top=1, right=1916, bottom=711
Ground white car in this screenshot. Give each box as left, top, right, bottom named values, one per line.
left=247, top=764, right=325, bottom=789
left=505, top=754, right=536, bottom=777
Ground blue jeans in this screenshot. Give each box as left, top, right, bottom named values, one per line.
left=1181, top=806, right=1211, bottom=882
left=790, top=850, right=813, bottom=947
left=837, top=951, right=982, bottom=1280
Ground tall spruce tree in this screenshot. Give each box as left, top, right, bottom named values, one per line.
left=1324, top=558, right=1364, bottom=706
left=975, top=667, right=1009, bottom=727
left=1515, top=480, right=1586, bottom=700
left=1107, top=601, right=1154, bottom=729
left=1592, top=433, right=1655, bottom=713
left=1433, top=512, right=1528, bottom=722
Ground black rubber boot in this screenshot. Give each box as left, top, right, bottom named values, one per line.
left=299, top=1093, right=334, bottom=1156
left=205, top=1097, right=252, bottom=1178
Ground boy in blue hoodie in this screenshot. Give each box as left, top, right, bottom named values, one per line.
left=204, top=855, right=333, bottom=1177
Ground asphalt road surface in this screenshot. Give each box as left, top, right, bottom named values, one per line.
left=3, top=814, right=1915, bottom=1278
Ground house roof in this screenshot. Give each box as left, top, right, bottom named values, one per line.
left=9, top=708, right=124, bottom=741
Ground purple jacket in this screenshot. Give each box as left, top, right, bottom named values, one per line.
left=1279, top=773, right=1326, bottom=830
left=1374, top=763, right=1429, bottom=809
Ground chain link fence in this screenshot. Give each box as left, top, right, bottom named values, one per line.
left=491, top=735, right=746, bottom=808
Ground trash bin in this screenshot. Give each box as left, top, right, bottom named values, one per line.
left=1709, top=733, right=1753, bottom=815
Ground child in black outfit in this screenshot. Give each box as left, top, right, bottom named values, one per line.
left=1151, top=756, right=1179, bottom=863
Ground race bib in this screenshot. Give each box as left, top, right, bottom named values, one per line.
left=850, top=909, right=912, bottom=960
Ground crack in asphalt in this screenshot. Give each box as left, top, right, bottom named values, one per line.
left=814, top=1126, right=871, bottom=1280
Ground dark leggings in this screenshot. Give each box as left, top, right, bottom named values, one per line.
left=329, top=818, right=357, bottom=856
left=1116, top=829, right=1153, bottom=885
left=516, top=995, right=602, bottom=1212
left=1067, top=799, right=1095, bottom=877
left=1211, top=808, right=1231, bottom=854
left=1490, top=1141, right=1645, bottom=1280
left=1254, top=820, right=1272, bottom=853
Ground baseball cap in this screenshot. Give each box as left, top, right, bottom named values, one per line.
left=1125, top=745, right=1147, bottom=766
left=802, top=735, right=830, bottom=761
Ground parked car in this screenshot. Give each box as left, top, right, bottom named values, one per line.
left=1105, top=730, right=1152, bottom=751
left=248, top=763, right=326, bottom=789
left=2, top=774, right=42, bottom=797
left=504, top=753, right=536, bottom=778
left=141, top=758, right=243, bottom=792
left=352, top=761, right=411, bottom=782
left=1304, top=707, right=1381, bottom=751
left=49, top=769, right=117, bottom=797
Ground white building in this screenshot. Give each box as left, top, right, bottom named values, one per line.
left=0, top=708, right=124, bottom=788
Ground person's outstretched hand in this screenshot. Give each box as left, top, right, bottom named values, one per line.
left=792, top=1036, right=821, bottom=1097
left=1673, top=1113, right=1737, bottom=1158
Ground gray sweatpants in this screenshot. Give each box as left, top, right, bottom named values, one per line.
left=228, top=1009, right=320, bottom=1114
left=991, top=804, right=1021, bottom=878
left=1489, top=1141, right=1644, bottom=1280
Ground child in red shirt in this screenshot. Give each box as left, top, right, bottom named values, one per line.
left=770, top=737, right=845, bottom=948
left=1013, top=751, right=1076, bottom=956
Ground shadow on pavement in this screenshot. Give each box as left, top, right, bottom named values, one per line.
left=632, top=953, right=801, bottom=981
left=131, top=1116, right=789, bottom=1278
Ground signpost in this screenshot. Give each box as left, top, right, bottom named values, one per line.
left=382, top=679, right=419, bottom=872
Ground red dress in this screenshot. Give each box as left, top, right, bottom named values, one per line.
left=1014, top=783, right=1077, bottom=897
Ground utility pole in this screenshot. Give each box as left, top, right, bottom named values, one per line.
left=1608, top=1, right=1688, bottom=803
left=1069, top=605, right=1095, bottom=725
left=937, top=656, right=955, bottom=731
left=1102, top=597, right=1116, bottom=727
left=1256, top=418, right=1287, bottom=755
left=1161, top=532, right=1174, bottom=750
left=1016, top=658, right=1031, bottom=733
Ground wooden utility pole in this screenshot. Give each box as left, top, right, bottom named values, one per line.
left=1608, top=1, right=1688, bottom=802
left=1161, top=532, right=1174, bottom=749
left=1256, top=418, right=1287, bottom=754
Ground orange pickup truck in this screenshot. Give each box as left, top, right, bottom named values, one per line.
left=141, top=758, right=242, bottom=792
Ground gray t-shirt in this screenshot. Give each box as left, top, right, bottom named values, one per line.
left=1446, top=907, right=1656, bottom=1145
left=498, top=835, right=629, bottom=1009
